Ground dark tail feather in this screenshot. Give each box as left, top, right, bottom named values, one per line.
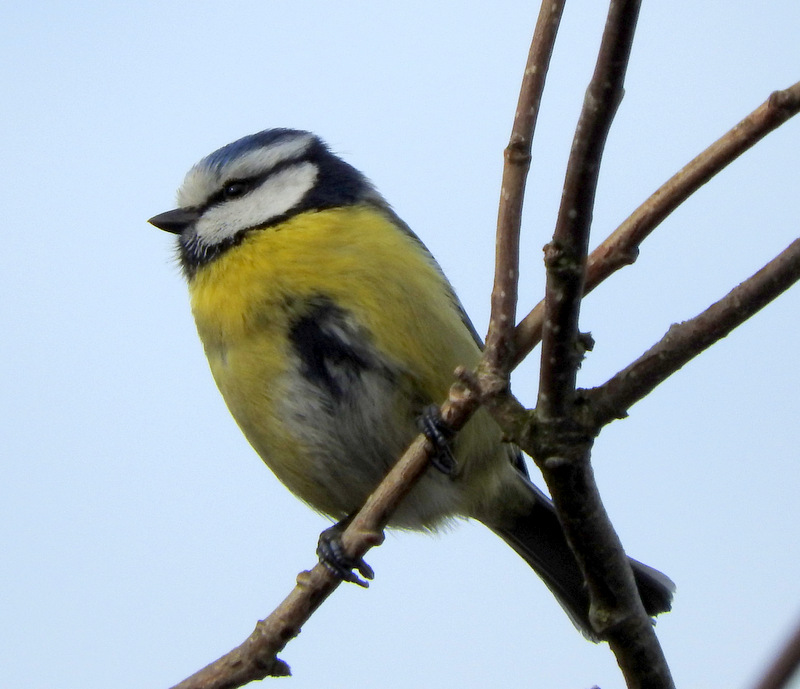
left=489, top=480, right=674, bottom=641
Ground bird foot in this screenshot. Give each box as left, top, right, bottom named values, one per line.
left=317, top=519, right=375, bottom=587
left=417, top=404, right=457, bottom=476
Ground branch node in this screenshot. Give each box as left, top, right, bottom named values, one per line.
left=353, top=527, right=385, bottom=549
left=578, top=330, right=595, bottom=355
left=454, top=365, right=479, bottom=391
left=602, top=242, right=639, bottom=269
left=505, top=141, right=533, bottom=165
left=295, top=570, right=315, bottom=588
left=477, top=367, right=511, bottom=400
left=768, top=85, right=800, bottom=111
left=543, top=454, right=570, bottom=470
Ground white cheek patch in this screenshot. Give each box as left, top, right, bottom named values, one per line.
left=194, top=162, right=319, bottom=246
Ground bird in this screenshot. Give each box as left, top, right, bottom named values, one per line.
left=149, top=127, right=673, bottom=640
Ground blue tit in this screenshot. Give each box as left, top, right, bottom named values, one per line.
left=149, top=128, right=673, bottom=639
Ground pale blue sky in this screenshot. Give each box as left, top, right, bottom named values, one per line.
left=2, top=3, right=799, bottom=688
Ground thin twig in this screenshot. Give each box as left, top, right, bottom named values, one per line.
left=482, top=0, right=565, bottom=387
left=751, top=616, right=800, bottom=689
left=589, top=238, right=800, bottom=427
left=537, top=0, right=641, bottom=418
left=513, top=80, right=800, bottom=368
left=169, top=385, right=480, bottom=689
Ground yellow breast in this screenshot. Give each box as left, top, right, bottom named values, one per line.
left=188, top=205, right=481, bottom=399
left=185, top=205, right=485, bottom=518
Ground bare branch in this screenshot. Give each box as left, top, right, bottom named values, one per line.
left=526, top=441, right=675, bottom=689
left=527, top=1, right=676, bottom=687
left=167, top=6, right=800, bottom=686
left=751, top=616, right=800, bottom=689
left=589, top=238, right=800, bottom=427
left=169, top=384, right=479, bottom=689
left=483, top=0, right=565, bottom=386
left=514, top=80, right=800, bottom=368
left=587, top=82, right=800, bottom=291
left=537, top=0, right=641, bottom=418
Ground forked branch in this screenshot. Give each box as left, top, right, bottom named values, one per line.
left=513, top=80, right=800, bottom=367
left=168, top=5, right=800, bottom=689
left=530, top=2, right=677, bottom=687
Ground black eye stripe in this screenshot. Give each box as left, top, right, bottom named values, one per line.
left=206, top=157, right=310, bottom=209
left=217, top=179, right=252, bottom=201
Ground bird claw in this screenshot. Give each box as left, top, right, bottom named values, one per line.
left=417, top=404, right=457, bottom=476
left=317, top=521, right=374, bottom=587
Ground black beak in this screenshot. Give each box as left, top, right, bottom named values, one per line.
left=148, top=208, right=201, bottom=234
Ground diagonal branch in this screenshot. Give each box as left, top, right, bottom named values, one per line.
left=170, top=383, right=481, bottom=689
left=588, top=237, right=800, bottom=427
left=750, top=615, right=800, bottom=689
left=514, top=80, right=800, bottom=369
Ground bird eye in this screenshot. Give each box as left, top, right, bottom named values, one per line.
left=222, top=180, right=250, bottom=200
